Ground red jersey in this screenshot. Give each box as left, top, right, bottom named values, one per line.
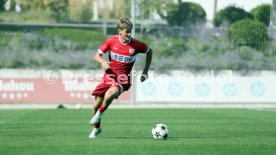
left=92, top=35, right=149, bottom=96
left=98, top=35, right=149, bottom=79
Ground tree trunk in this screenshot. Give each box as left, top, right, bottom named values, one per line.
left=213, top=0, right=218, bottom=18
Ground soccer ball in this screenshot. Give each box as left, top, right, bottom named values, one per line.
left=151, top=123, right=169, bottom=140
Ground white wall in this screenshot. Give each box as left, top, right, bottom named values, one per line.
left=1, top=69, right=276, bottom=104
left=136, top=71, right=276, bottom=103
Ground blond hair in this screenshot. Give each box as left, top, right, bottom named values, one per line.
left=117, top=17, right=133, bottom=32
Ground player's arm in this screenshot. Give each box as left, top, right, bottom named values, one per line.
left=140, top=48, right=152, bottom=82
left=93, top=52, right=110, bottom=70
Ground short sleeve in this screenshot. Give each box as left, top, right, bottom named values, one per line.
left=137, top=41, right=149, bottom=54
left=98, top=37, right=112, bottom=54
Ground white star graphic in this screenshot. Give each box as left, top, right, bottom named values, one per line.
left=9, top=93, right=15, bottom=99
left=83, top=93, right=89, bottom=99
left=2, top=93, right=7, bottom=98
left=70, top=93, right=75, bottom=98
left=76, top=93, right=81, bottom=98
left=23, top=93, right=28, bottom=98
left=16, top=93, right=22, bottom=99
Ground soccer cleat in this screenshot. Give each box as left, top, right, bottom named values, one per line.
left=89, top=111, right=103, bottom=125
left=89, top=127, right=102, bottom=138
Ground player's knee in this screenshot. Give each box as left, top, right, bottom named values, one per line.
left=104, top=93, right=115, bottom=100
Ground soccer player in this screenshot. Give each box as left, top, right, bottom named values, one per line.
left=89, top=17, right=153, bottom=138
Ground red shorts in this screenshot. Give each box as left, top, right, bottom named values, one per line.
left=92, top=73, right=131, bottom=98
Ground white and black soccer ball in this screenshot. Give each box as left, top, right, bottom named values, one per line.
left=151, top=123, right=169, bottom=140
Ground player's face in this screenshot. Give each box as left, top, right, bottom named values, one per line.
left=118, top=28, right=131, bottom=43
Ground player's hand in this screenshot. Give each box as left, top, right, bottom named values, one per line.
left=101, top=61, right=110, bottom=70
left=140, top=73, right=148, bottom=82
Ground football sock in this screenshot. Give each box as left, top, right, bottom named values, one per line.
left=99, top=105, right=106, bottom=113
left=94, top=121, right=101, bottom=128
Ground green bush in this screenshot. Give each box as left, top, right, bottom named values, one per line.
left=238, top=46, right=254, bottom=60
left=148, top=36, right=186, bottom=58
left=227, top=19, right=268, bottom=49
left=165, top=2, right=206, bottom=26
left=250, top=4, right=271, bottom=27
left=214, top=6, right=253, bottom=27
left=36, top=28, right=107, bottom=50
left=263, top=40, right=276, bottom=57
left=0, top=30, right=103, bottom=69
left=5, top=29, right=107, bottom=51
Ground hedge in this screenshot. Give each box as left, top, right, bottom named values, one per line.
left=227, top=19, right=268, bottom=49
left=214, top=6, right=253, bottom=27
left=166, top=2, right=206, bottom=26
left=250, top=4, right=271, bottom=27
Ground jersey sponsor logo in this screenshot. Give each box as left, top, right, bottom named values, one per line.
left=110, top=51, right=136, bottom=63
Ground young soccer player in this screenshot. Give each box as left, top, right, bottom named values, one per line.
left=89, top=17, right=153, bottom=138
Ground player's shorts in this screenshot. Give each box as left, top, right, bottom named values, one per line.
left=92, top=73, right=131, bottom=98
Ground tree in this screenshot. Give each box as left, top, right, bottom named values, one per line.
left=46, top=0, right=69, bottom=22
left=251, top=4, right=272, bottom=27
left=21, top=0, right=46, bottom=10
left=0, top=0, right=6, bottom=11
left=156, top=1, right=206, bottom=26
left=137, top=0, right=174, bottom=19
left=81, top=4, right=92, bottom=22
left=214, top=6, right=253, bottom=27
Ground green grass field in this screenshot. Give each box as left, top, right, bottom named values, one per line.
left=1, top=108, right=276, bottom=155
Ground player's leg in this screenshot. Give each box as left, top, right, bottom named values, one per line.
left=90, top=86, right=120, bottom=125
left=100, top=86, right=120, bottom=112
left=90, top=81, right=109, bottom=125
left=94, top=96, right=103, bottom=112
left=93, top=96, right=103, bottom=128
left=89, top=96, right=104, bottom=138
